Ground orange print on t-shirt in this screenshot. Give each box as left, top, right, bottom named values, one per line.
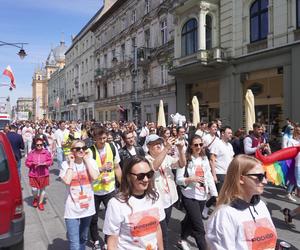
left=243, top=218, right=277, bottom=250
left=129, top=208, right=160, bottom=237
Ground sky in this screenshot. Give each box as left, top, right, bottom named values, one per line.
left=0, top=0, right=103, bottom=106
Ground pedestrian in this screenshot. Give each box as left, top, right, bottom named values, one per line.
left=44, top=126, right=56, bottom=158
left=25, top=138, right=53, bottom=211
left=103, top=156, right=165, bottom=250
left=206, top=155, right=277, bottom=250
left=6, top=124, right=25, bottom=179
left=88, top=127, right=122, bottom=250
left=59, top=140, right=99, bottom=250
left=22, top=121, right=34, bottom=157
left=145, top=133, right=186, bottom=250
left=54, top=121, right=69, bottom=168
left=176, top=134, right=217, bottom=250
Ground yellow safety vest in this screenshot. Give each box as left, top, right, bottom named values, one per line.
left=63, top=131, right=81, bottom=156
left=89, top=143, right=115, bottom=192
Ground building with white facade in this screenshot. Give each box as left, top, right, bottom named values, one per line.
left=91, top=0, right=176, bottom=124
left=171, top=0, right=300, bottom=130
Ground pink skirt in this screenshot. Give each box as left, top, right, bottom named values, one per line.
left=29, top=176, right=49, bottom=189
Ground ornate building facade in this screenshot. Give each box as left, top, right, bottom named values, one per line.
left=32, top=40, right=67, bottom=120
left=172, top=0, right=300, bottom=130
left=91, top=0, right=176, bottom=123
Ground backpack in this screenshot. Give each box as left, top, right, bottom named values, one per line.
left=90, top=142, right=116, bottom=160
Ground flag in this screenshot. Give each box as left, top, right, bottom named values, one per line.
left=3, top=65, right=16, bottom=89
left=55, top=96, right=60, bottom=108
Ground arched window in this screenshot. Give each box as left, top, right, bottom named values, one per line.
left=250, top=0, right=268, bottom=42
left=206, top=15, right=213, bottom=50
left=181, top=18, right=198, bottom=56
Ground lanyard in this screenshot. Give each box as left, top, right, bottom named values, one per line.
left=74, top=163, right=84, bottom=193
left=159, top=167, right=170, bottom=193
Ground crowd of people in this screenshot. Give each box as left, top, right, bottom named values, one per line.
left=2, top=118, right=300, bottom=250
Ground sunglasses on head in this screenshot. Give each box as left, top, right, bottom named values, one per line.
left=245, top=172, right=267, bottom=182
left=71, top=146, right=88, bottom=152
left=193, top=143, right=204, bottom=147
left=130, top=170, right=155, bottom=181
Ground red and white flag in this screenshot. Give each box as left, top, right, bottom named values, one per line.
left=3, top=65, right=16, bottom=89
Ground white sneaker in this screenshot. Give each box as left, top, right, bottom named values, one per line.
left=177, top=240, right=190, bottom=250
left=286, top=193, right=297, bottom=202
left=202, top=206, right=209, bottom=219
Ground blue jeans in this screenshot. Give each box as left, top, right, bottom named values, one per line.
left=56, top=147, right=64, bottom=168
left=296, top=165, right=300, bottom=188
left=65, top=216, right=92, bottom=250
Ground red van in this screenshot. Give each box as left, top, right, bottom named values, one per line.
left=0, top=132, right=24, bottom=249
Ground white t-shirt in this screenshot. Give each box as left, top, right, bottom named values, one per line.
left=60, top=160, right=99, bottom=219
left=203, top=134, right=219, bottom=150
left=146, top=154, right=178, bottom=209
left=128, top=146, right=137, bottom=156
left=22, top=126, right=34, bottom=141
left=286, top=137, right=300, bottom=166
left=54, top=129, right=69, bottom=148
left=210, top=140, right=234, bottom=175
left=207, top=199, right=277, bottom=250
left=103, top=195, right=165, bottom=250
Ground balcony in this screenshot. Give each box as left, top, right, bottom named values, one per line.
left=197, top=47, right=227, bottom=64
left=78, top=96, right=87, bottom=103
left=95, top=68, right=107, bottom=79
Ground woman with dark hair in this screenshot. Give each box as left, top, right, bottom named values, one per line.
left=103, top=156, right=165, bottom=250
left=44, top=126, right=56, bottom=157
left=207, top=155, right=277, bottom=250
left=176, top=134, right=217, bottom=250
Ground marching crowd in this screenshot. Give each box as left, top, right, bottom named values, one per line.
left=3, top=118, right=300, bottom=250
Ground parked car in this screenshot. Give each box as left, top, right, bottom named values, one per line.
left=0, top=132, right=24, bottom=249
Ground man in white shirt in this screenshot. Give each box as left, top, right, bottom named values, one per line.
left=210, top=126, right=234, bottom=191
left=22, top=122, right=34, bottom=156
left=54, top=121, right=69, bottom=168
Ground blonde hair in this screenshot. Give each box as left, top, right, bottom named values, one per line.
left=217, top=155, right=261, bottom=207
left=70, top=139, right=85, bottom=149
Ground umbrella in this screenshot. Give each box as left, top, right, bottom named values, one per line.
left=192, top=96, right=200, bottom=127
left=245, top=89, right=255, bottom=134
left=157, top=100, right=166, bottom=127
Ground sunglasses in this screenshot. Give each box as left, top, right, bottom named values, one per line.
left=36, top=144, right=43, bottom=146
left=71, top=146, right=88, bottom=152
left=193, top=143, right=204, bottom=147
left=245, top=172, right=267, bottom=182
left=130, top=170, right=155, bottom=181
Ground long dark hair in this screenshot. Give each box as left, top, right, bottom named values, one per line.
left=186, top=134, right=205, bottom=161
left=116, top=156, right=158, bottom=210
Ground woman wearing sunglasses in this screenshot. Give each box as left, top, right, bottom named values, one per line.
left=59, top=140, right=99, bottom=250
left=176, top=134, right=217, bottom=250
left=25, top=137, right=53, bottom=211
left=103, top=156, right=165, bottom=250
left=207, top=155, right=277, bottom=250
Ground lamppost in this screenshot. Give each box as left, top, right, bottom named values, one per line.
left=0, top=40, right=28, bottom=59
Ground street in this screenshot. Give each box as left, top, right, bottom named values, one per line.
left=21, top=159, right=300, bottom=250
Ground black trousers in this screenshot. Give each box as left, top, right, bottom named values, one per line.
left=90, top=192, right=115, bottom=242
left=181, top=196, right=207, bottom=250
left=160, top=205, right=173, bottom=250
left=216, top=174, right=226, bottom=192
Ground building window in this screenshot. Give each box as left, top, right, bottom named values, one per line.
left=112, top=49, right=116, bottom=61
left=104, top=82, right=108, bottom=98
left=250, top=0, right=268, bottom=43
left=144, top=29, right=150, bottom=48
left=161, top=20, right=168, bottom=45
left=132, top=37, right=136, bottom=58
left=161, top=64, right=167, bottom=85
left=121, top=44, right=126, bottom=62
left=297, top=0, right=300, bottom=28
left=181, top=18, right=198, bottom=56
left=104, top=54, right=107, bottom=68
left=121, top=79, right=125, bottom=92
left=145, top=0, right=150, bottom=14
left=206, top=15, right=212, bottom=50
left=132, top=9, right=136, bottom=23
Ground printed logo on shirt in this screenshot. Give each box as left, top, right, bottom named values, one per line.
left=243, top=218, right=277, bottom=250
left=128, top=207, right=160, bottom=248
